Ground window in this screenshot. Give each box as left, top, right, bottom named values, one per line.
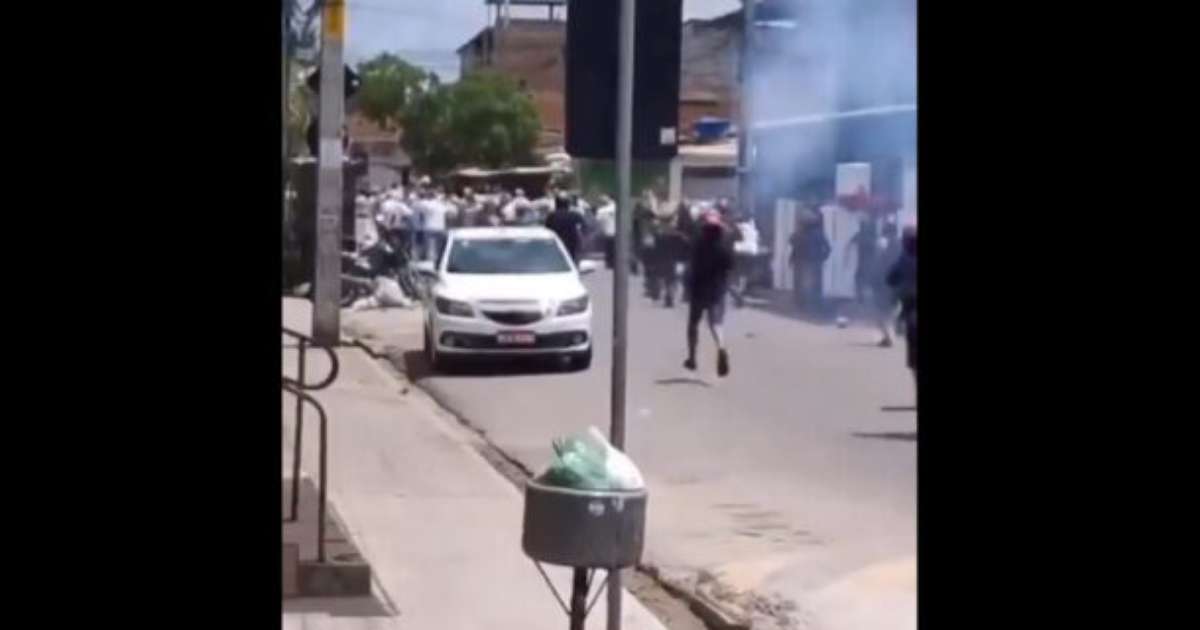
left=446, top=238, right=571, bottom=274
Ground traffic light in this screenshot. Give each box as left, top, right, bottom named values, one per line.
left=305, top=65, right=361, bottom=99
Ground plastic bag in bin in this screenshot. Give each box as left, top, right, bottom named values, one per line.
left=536, top=427, right=644, bottom=491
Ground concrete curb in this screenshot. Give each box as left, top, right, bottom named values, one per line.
left=639, top=565, right=751, bottom=630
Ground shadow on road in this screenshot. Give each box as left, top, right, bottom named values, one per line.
left=881, top=405, right=917, bottom=412
left=283, top=594, right=396, bottom=617
left=654, top=377, right=713, bottom=388
left=401, top=349, right=572, bottom=380
left=852, top=431, right=917, bottom=442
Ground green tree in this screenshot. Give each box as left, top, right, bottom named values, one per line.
left=399, top=86, right=459, bottom=175
left=401, top=71, right=541, bottom=175
left=355, top=52, right=432, bottom=129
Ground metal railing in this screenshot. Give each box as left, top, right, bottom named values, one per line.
left=282, top=326, right=340, bottom=563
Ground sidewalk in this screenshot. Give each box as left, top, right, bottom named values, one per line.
left=282, top=298, right=668, bottom=630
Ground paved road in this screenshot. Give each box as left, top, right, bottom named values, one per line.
left=392, top=271, right=916, bottom=630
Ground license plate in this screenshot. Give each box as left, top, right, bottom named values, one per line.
left=496, top=332, right=536, bottom=345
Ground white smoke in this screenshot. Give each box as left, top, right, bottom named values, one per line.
left=748, top=0, right=916, bottom=200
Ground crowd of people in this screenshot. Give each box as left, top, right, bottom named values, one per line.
left=353, top=178, right=915, bottom=386
left=785, top=205, right=917, bottom=385
left=354, top=177, right=603, bottom=265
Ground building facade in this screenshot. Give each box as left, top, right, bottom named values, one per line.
left=457, top=1, right=567, bottom=147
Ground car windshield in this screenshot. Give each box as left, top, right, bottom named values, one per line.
left=445, top=238, right=571, bottom=274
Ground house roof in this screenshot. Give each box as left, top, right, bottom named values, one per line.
left=685, top=0, right=801, bottom=30
left=456, top=18, right=564, bottom=54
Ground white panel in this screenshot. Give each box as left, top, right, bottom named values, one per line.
left=773, top=199, right=798, bottom=290
left=822, top=204, right=860, bottom=299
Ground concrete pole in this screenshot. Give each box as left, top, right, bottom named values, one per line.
left=282, top=0, right=289, bottom=197
left=609, top=0, right=636, bottom=627
left=312, top=0, right=346, bottom=345
left=738, top=0, right=755, bottom=222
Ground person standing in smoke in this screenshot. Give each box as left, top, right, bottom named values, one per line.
left=790, top=211, right=831, bottom=317
left=684, top=211, right=735, bottom=377
left=846, top=213, right=880, bottom=305
left=887, top=226, right=917, bottom=394
left=870, top=220, right=903, bottom=346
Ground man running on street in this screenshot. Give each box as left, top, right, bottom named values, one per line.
left=684, top=210, right=735, bottom=377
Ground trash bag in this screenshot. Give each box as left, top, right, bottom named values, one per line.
left=373, top=277, right=413, bottom=308
left=351, top=296, right=380, bottom=311
left=536, top=427, right=644, bottom=491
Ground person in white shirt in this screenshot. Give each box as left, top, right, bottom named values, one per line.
left=571, top=194, right=590, bottom=216
left=458, top=187, right=480, bottom=227
left=417, top=190, right=450, bottom=263
left=378, top=193, right=414, bottom=259
left=595, top=194, right=617, bottom=269
left=730, top=215, right=761, bottom=307
left=502, top=188, right=531, bottom=225
left=354, top=193, right=375, bottom=249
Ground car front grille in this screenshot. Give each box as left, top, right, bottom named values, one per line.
left=442, top=331, right=589, bottom=350
left=482, top=310, right=544, bottom=325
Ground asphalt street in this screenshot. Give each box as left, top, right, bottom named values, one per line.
left=401, top=270, right=917, bottom=630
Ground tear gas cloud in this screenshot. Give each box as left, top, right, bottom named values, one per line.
left=749, top=0, right=916, bottom=200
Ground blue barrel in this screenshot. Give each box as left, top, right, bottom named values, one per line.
left=693, top=117, right=732, bottom=143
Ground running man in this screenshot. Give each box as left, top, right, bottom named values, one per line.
left=683, top=211, right=735, bottom=377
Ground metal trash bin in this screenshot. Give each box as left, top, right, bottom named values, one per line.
left=522, top=479, right=648, bottom=630
left=522, top=480, right=647, bottom=568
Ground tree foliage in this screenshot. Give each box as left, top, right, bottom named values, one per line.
left=355, top=53, right=432, bottom=129
left=400, top=71, right=541, bottom=175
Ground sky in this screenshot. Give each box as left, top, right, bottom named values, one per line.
left=343, top=0, right=741, bottom=79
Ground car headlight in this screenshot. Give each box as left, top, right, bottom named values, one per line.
left=435, top=296, right=474, bottom=317
left=557, top=295, right=589, bottom=316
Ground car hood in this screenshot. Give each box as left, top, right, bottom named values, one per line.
left=437, top=273, right=587, bottom=305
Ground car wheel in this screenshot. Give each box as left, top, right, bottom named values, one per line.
left=425, top=325, right=456, bottom=374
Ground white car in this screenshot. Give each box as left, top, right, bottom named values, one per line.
left=415, top=226, right=597, bottom=372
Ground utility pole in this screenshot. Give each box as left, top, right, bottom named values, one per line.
left=312, top=0, right=346, bottom=345
left=738, top=0, right=756, bottom=223
left=282, top=0, right=292, bottom=207
left=609, top=0, right=636, bottom=627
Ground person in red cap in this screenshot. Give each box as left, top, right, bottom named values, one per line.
left=683, top=210, right=735, bottom=376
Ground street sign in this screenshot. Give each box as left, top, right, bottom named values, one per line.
left=306, top=65, right=360, bottom=99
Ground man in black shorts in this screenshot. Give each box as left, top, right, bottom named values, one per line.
left=684, top=211, right=735, bottom=377
left=887, top=226, right=917, bottom=395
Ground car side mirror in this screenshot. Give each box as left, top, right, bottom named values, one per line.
left=412, top=261, right=437, bottom=276
left=578, top=259, right=599, bottom=275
